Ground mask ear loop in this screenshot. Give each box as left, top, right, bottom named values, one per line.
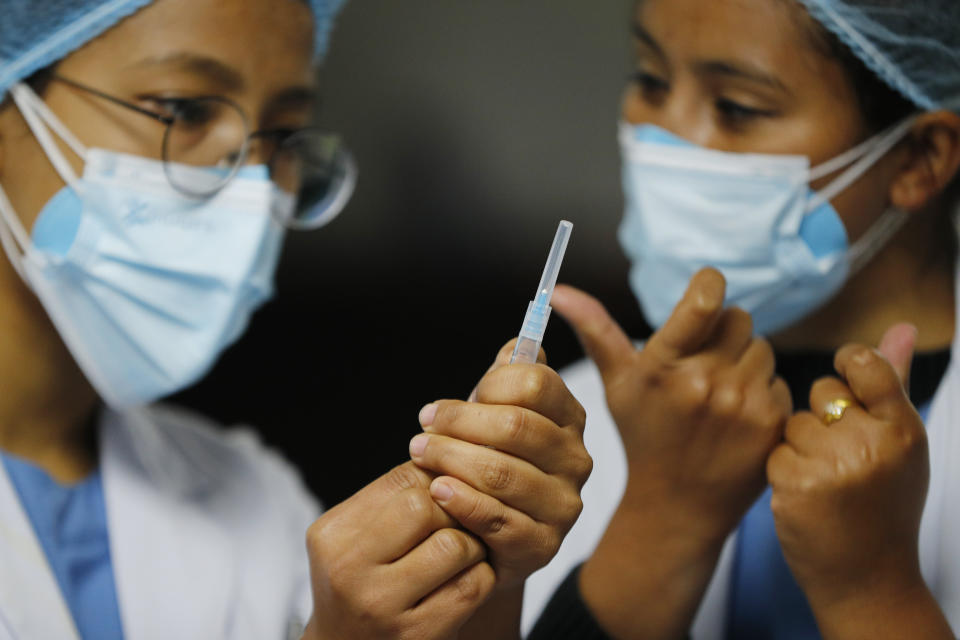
left=805, top=116, right=920, bottom=279
left=806, top=117, right=919, bottom=213
left=845, top=207, right=909, bottom=274
left=9, top=83, right=88, bottom=189
left=0, top=83, right=92, bottom=280
left=0, top=182, right=32, bottom=281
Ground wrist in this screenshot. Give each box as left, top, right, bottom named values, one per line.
left=619, top=479, right=734, bottom=550
left=809, top=570, right=953, bottom=640
left=577, top=491, right=727, bottom=640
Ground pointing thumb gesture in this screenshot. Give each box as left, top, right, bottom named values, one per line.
left=551, top=268, right=728, bottom=386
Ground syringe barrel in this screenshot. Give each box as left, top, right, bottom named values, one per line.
left=511, top=301, right=552, bottom=364
left=511, top=336, right=542, bottom=364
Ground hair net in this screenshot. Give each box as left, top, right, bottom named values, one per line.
left=0, top=0, right=346, bottom=100
left=797, top=0, right=960, bottom=113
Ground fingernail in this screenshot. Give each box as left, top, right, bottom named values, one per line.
left=409, top=434, right=429, bottom=458
left=853, top=348, right=874, bottom=366
left=419, top=403, right=437, bottom=427
left=431, top=479, right=454, bottom=503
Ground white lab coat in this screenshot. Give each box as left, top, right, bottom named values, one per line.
left=0, top=404, right=319, bottom=640
left=522, top=264, right=960, bottom=638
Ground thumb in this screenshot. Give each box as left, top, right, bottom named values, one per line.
left=645, top=267, right=726, bottom=363
left=877, top=323, right=917, bottom=391
left=551, top=284, right=636, bottom=381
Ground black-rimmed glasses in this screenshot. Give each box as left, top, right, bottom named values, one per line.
left=51, top=74, right=356, bottom=230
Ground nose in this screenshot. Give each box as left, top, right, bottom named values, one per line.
left=621, top=79, right=710, bottom=146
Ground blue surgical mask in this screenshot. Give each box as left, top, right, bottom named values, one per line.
left=618, top=120, right=916, bottom=335
left=0, top=83, right=289, bottom=408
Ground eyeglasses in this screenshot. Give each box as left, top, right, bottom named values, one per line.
left=50, top=75, right=356, bottom=230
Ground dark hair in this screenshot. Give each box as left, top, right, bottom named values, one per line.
left=797, top=12, right=919, bottom=134
left=0, top=66, right=54, bottom=110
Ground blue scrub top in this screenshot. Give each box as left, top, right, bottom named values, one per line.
left=1, top=453, right=124, bottom=640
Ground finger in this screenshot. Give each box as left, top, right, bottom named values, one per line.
left=877, top=323, right=918, bottom=389
left=492, top=339, right=549, bottom=370
left=782, top=411, right=833, bottom=457
left=550, top=283, right=636, bottom=381
left=407, top=562, right=496, bottom=637
left=766, top=442, right=805, bottom=489
left=359, top=486, right=459, bottom=563
left=771, top=376, right=794, bottom=416
left=468, top=340, right=547, bottom=402
left=708, top=307, right=754, bottom=360
left=418, top=401, right=589, bottom=478
left=808, top=376, right=859, bottom=426
left=409, top=433, right=571, bottom=521
left=324, top=462, right=437, bottom=527
left=472, top=365, right=585, bottom=431
left=834, top=344, right=912, bottom=422
left=430, top=476, right=572, bottom=549
left=645, top=267, right=726, bottom=363
left=734, top=337, right=776, bottom=384
left=391, top=528, right=488, bottom=609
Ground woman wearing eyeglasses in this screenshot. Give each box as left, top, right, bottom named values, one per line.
left=0, top=2, right=592, bottom=639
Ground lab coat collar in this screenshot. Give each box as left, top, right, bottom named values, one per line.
left=101, top=407, right=239, bottom=639
left=0, top=462, right=79, bottom=640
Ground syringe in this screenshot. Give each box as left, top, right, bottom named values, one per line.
left=510, top=220, right=574, bottom=364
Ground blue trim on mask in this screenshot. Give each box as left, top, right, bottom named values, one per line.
left=31, top=187, right=82, bottom=257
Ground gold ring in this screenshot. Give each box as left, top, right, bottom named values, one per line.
left=823, top=398, right=853, bottom=425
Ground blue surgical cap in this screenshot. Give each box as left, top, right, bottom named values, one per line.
left=0, top=0, right=346, bottom=100
left=797, top=0, right=960, bottom=113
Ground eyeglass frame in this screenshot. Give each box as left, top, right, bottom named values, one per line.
left=48, top=73, right=333, bottom=201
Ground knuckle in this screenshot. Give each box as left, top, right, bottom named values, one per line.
left=501, top=408, right=529, bottom=443
left=306, top=517, right=341, bottom=561
left=572, top=401, right=587, bottom=429
left=401, top=488, right=435, bottom=520
left=760, top=401, right=787, bottom=430
left=464, top=494, right=508, bottom=535
left=434, top=529, right=476, bottom=564
left=710, top=382, right=744, bottom=417
left=769, top=491, right=787, bottom=518
left=480, top=459, right=515, bottom=492
left=893, top=421, right=927, bottom=455
left=572, top=449, right=594, bottom=482
left=518, top=368, right=550, bottom=404
left=453, top=564, right=494, bottom=605
left=305, top=518, right=327, bottom=550
left=354, top=587, right=390, bottom=622
left=678, top=368, right=713, bottom=408
left=558, top=491, right=584, bottom=525
left=384, top=463, right=425, bottom=492
left=539, top=527, right=564, bottom=559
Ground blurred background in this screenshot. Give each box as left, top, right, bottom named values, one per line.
left=172, top=0, right=648, bottom=507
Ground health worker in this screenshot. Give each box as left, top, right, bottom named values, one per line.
left=522, top=0, right=960, bottom=638
left=0, top=2, right=592, bottom=639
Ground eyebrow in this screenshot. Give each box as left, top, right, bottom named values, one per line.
left=695, top=61, right=791, bottom=94
left=262, top=86, right=321, bottom=121
left=631, top=22, right=666, bottom=59
left=127, top=53, right=246, bottom=92
left=632, top=22, right=790, bottom=95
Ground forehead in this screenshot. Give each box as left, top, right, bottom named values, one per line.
left=635, top=0, right=821, bottom=71
left=63, top=0, right=316, bottom=87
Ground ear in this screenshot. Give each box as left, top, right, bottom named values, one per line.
left=889, top=110, right=960, bottom=212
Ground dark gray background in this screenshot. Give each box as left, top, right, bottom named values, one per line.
left=174, top=0, right=647, bottom=506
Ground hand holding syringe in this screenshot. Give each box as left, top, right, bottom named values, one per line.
left=511, top=221, right=573, bottom=364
